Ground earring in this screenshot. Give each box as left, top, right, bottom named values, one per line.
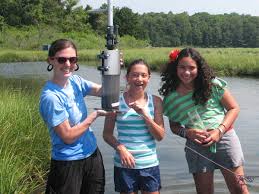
left=47, top=64, right=53, bottom=71
left=74, top=64, right=79, bottom=71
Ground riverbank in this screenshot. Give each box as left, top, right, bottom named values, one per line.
left=1, top=63, right=259, bottom=193
left=1, top=47, right=259, bottom=77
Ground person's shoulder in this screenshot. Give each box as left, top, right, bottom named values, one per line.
left=41, top=81, right=55, bottom=95
left=40, top=82, right=61, bottom=100
left=151, top=94, right=162, bottom=104
left=69, top=74, right=83, bottom=83
left=40, top=89, right=60, bottom=102
left=162, top=90, right=177, bottom=101
left=70, top=74, right=93, bottom=86
left=211, top=77, right=227, bottom=88
left=152, top=94, right=162, bottom=100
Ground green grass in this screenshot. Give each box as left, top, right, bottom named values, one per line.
left=0, top=78, right=50, bottom=194
left=198, top=48, right=259, bottom=76
left=122, top=47, right=259, bottom=77
left=1, top=47, right=259, bottom=77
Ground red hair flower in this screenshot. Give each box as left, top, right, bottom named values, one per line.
left=169, top=49, right=180, bottom=62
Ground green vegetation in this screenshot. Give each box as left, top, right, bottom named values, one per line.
left=1, top=47, right=259, bottom=77
left=0, top=1, right=258, bottom=77
left=123, top=48, right=259, bottom=77
left=0, top=1, right=258, bottom=193
left=0, top=78, right=49, bottom=193
left=1, top=1, right=259, bottom=48
left=200, top=48, right=259, bottom=77
left=0, top=25, right=149, bottom=50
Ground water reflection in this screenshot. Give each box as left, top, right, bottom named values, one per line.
left=1, top=62, right=259, bottom=194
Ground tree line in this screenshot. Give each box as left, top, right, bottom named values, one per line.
left=1, top=0, right=259, bottom=48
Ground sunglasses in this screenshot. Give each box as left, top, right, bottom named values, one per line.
left=53, top=57, right=78, bottom=64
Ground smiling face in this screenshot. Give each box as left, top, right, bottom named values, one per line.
left=126, top=63, right=150, bottom=92
left=49, top=47, right=77, bottom=81
left=177, top=57, right=198, bottom=86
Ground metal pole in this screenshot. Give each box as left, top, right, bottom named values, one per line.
left=97, top=0, right=121, bottom=110
left=107, top=0, right=113, bottom=27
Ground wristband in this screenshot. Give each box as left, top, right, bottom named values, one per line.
left=177, top=127, right=187, bottom=138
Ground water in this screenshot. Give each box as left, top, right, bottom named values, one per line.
left=1, top=62, right=259, bottom=194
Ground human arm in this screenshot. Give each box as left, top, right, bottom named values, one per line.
left=54, top=110, right=108, bottom=144
left=203, top=88, right=239, bottom=145
left=135, top=95, right=165, bottom=141
left=168, top=120, right=209, bottom=144
left=88, top=82, right=102, bottom=97
left=103, top=112, right=135, bottom=168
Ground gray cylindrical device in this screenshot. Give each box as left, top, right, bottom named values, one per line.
left=99, top=49, right=121, bottom=110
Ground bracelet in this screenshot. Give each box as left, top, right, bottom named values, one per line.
left=216, top=127, right=224, bottom=137
left=177, top=127, right=187, bottom=138
left=219, top=123, right=227, bottom=130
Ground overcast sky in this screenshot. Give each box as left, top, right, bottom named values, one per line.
left=78, top=0, right=259, bottom=16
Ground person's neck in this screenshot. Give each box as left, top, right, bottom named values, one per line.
left=126, top=90, right=145, bottom=102
left=177, top=82, right=194, bottom=95
left=51, top=77, right=69, bottom=88
left=180, top=82, right=193, bottom=92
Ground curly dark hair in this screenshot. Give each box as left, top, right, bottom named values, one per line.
left=159, top=48, right=215, bottom=105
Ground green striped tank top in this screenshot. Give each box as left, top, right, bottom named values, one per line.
left=114, top=93, right=159, bottom=169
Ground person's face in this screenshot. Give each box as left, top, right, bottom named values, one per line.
left=49, top=47, right=77, bottom=79
left=177, top=57, right=198, bottom=85
left=126, top=64, right=150, bottom=91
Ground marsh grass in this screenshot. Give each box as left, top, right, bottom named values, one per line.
left=0, top=78, right=50, bottom=193
left=0, top=47, right=259, bottom=76
left=122, top=48, right=259, bottom=77
left=200, top=48, right=259, bottom=77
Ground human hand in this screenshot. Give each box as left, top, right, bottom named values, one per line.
left=116, top=144, right=135, bottom=168
left=186, top=128, right=210, bottom=144
left=201, top=129, right=222, bottom=146
left=96, top=109, right=108, bottom=116
left=96, top=109, right=117, bottom=117
left=128, top=102, right=148, bottom=116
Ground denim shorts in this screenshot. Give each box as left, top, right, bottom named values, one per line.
left=114, top=165, right=161, bottom=193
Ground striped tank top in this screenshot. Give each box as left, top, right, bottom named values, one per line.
left=114, top=93, right=159, bottom=169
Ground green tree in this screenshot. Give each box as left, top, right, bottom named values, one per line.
left=88, top=3, right=107, bottom=35
left=243, top=16, right=258, bottom=47
left=174, top=12, right=192, bottom=45
left=0, top=16, right=5, bottom=31
left=190, top=14, right=203, bottom=46
left=114, top=7, right=144, bottom=39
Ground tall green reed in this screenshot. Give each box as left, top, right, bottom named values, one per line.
left=0, top=78, right=50, bottom=193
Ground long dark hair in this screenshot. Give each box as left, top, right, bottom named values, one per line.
left=48, top=39, right=77, bottom=57
left=159, top=48, right=215, bottom=105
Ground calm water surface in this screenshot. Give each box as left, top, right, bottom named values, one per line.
left=1, top=62, right=259, bottom=194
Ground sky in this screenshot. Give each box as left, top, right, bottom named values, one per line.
left=78, top=0, right=259, bottom=16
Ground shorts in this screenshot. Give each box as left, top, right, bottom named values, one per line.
left=185, top=129, right=245, bottom=173
left=45, top=148, right=105, bottom=194
left=114, top=165, right=161, bottom=193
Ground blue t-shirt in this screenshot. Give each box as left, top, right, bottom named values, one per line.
left=39, top=75, right=97, bottom=161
